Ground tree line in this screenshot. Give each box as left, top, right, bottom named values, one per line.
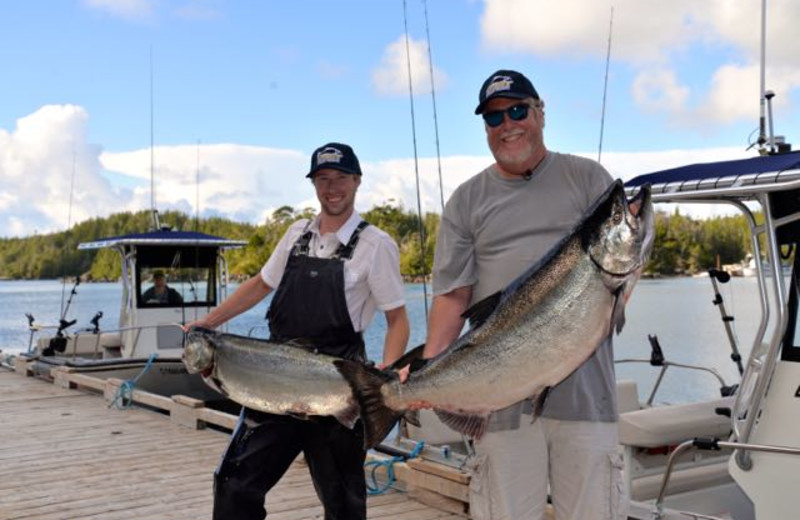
left=0, top=203, right=757, bottom=281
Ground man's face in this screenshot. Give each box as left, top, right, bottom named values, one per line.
left=483, top=97, right=545, bottom=177
left=153, top=275, right=166, bottom=289
left=313, top=168, right=360, bottom=218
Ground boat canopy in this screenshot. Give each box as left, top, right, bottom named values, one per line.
left=624, top=151, right=800, bottom=200
left=78, top=230, right=247, bottom=250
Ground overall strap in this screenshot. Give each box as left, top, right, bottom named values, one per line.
left=290, top=220, right=314, bottom=257
left=332, top=220, right=370, bottom=260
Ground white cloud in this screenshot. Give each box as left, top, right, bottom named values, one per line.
left=479, top=0, right=800, bottom=127
left=481, top=0, right=707, bottom=62
left=632, top=69, right=690, bottom=113
left=0, top=105, right=118, bottom=237
left=372, top=35, right=448, bottom=97
left=100, top=144, right=308, bottom=226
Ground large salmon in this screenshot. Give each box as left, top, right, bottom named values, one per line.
left=183, top=328, right=360, bottom=429
left=336, top=180, right=654, bottom=448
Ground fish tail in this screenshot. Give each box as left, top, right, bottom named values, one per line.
left=334, top=359, right=402, bottom=449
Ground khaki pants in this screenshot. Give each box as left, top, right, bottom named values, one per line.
left=468, top=417, right=627, bottom=520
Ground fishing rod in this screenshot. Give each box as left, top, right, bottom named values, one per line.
left=597, top=6, right=613, bottom=164
left=707, top=268, right=745, bottom=376
left=402, top=0, right=430, bottom=322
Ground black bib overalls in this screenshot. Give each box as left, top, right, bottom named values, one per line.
left=212, top=222, right=369, bottom=520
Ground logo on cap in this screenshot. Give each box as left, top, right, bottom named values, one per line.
left=316, top=147, right=344, bottom=166
left=485, top=75, right=514, bottom=97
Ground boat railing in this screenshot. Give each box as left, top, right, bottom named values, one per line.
left=28, top=323, right=185, bottom=361
left=615, top=358, right=729, bottom=407
left=652, top=437, right=800, bottom=520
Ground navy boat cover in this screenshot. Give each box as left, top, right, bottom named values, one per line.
left=625, top=151, right=800, bottom=189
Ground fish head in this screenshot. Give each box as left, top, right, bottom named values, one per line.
left=586, top=180, right=654, bottom=288
left=183, top=327, right=217, bottom=374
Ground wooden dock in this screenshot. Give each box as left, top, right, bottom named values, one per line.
left=0, top=365, right=469, bottom=520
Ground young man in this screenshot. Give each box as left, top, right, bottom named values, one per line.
left=189, top=142, right=409, bottom=520
left=420, top=71, right=626, bottom=519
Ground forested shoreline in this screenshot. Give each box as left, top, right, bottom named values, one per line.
left=0, top=202, right=758, bottom=281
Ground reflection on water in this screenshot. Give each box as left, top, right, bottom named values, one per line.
left=0, top=275, right=786, bottom=405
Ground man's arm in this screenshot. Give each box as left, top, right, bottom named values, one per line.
left=381, top=305, right=410, bottom=367
left=184, top=275, right=273, bottom=330
left=423, top=285, right=472, bottom=358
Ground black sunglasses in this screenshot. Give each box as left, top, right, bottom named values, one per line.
left=482, top=104, right=531, bottom=128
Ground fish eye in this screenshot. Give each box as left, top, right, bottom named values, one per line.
left=612, top=208, right=623, bottom=225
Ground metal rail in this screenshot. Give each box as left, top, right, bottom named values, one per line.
left=653, top=438, right=800, bottom=519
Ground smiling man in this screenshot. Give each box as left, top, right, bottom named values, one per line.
left=417, top=70, right=626, bottom=519
left=186, top=142, right=410, bottom=520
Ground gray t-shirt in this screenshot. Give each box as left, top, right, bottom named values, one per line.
left=432, top=151, right=617, bottom=427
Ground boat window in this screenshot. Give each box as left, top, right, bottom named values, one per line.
left=137, top=266, right=217, bottom=308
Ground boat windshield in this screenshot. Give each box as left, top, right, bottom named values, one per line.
left=138, top=265, right=217, bottom=308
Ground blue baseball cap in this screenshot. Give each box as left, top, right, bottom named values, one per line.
left=474, top=70, right=540, bottom=115
left=306, top=142, right=362, bottom=178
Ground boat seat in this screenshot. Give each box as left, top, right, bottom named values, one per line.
left=619, top=397, right=733, bottom=448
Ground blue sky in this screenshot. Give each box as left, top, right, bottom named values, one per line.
left=2, top=0, right=799, bottom=237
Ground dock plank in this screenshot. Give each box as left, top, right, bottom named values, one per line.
left=0, top=369, right=467, bottom=519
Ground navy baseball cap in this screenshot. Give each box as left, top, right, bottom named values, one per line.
left=474, top=70, right=540, bottom=114
left=306, top=142, right=362, bottom=178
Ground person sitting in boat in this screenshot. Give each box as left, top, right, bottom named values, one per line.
left=142, top=270, right=183, bottom=305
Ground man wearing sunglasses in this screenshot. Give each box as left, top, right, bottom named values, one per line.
left=420, top=70, right=625, bottom=519
left=185, top=142, right=410, bottom=520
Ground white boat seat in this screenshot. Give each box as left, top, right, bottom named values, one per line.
left=619, top=397, right=733, bottom=448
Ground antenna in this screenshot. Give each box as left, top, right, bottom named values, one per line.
left=195, top=139, right=201, bottom=233
left=598, top=6, right=613, bottom=163
left=757, top=0, right=768, bottom=154
left=149, top=47, right=160, bottom=230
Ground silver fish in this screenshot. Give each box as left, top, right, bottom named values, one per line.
left=183, top=328, right=360, bottom=429
left=336, top=180, right=654, bottom=448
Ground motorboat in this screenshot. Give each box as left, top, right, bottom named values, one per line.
left=619, top=150, right=800, bottom=520
left=18, top=227, right=245, bottom=407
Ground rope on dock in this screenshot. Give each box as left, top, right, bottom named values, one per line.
left=365, top=440, right=425, bottom=495
left=108, top=353, right=158, bottom=409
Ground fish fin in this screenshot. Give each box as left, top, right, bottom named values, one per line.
left=334, top=359, right=402, bottom=449
left=386, top=343, right=425, bottom=371
left=433, top=409, right=490, bottom=440
left=461, top=291, right=503, bottom=328
left=403, top=410, right=421, bottom=428
left=611, top=285, right=627, bottom=334
left=286, top=411, right=311, bottom=421
left=334, top=403, right=361, bottom=430
left=531, top=387, right=551, bottom=419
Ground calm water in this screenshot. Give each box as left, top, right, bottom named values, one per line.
left=0, top=276, right=777, bottom=405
